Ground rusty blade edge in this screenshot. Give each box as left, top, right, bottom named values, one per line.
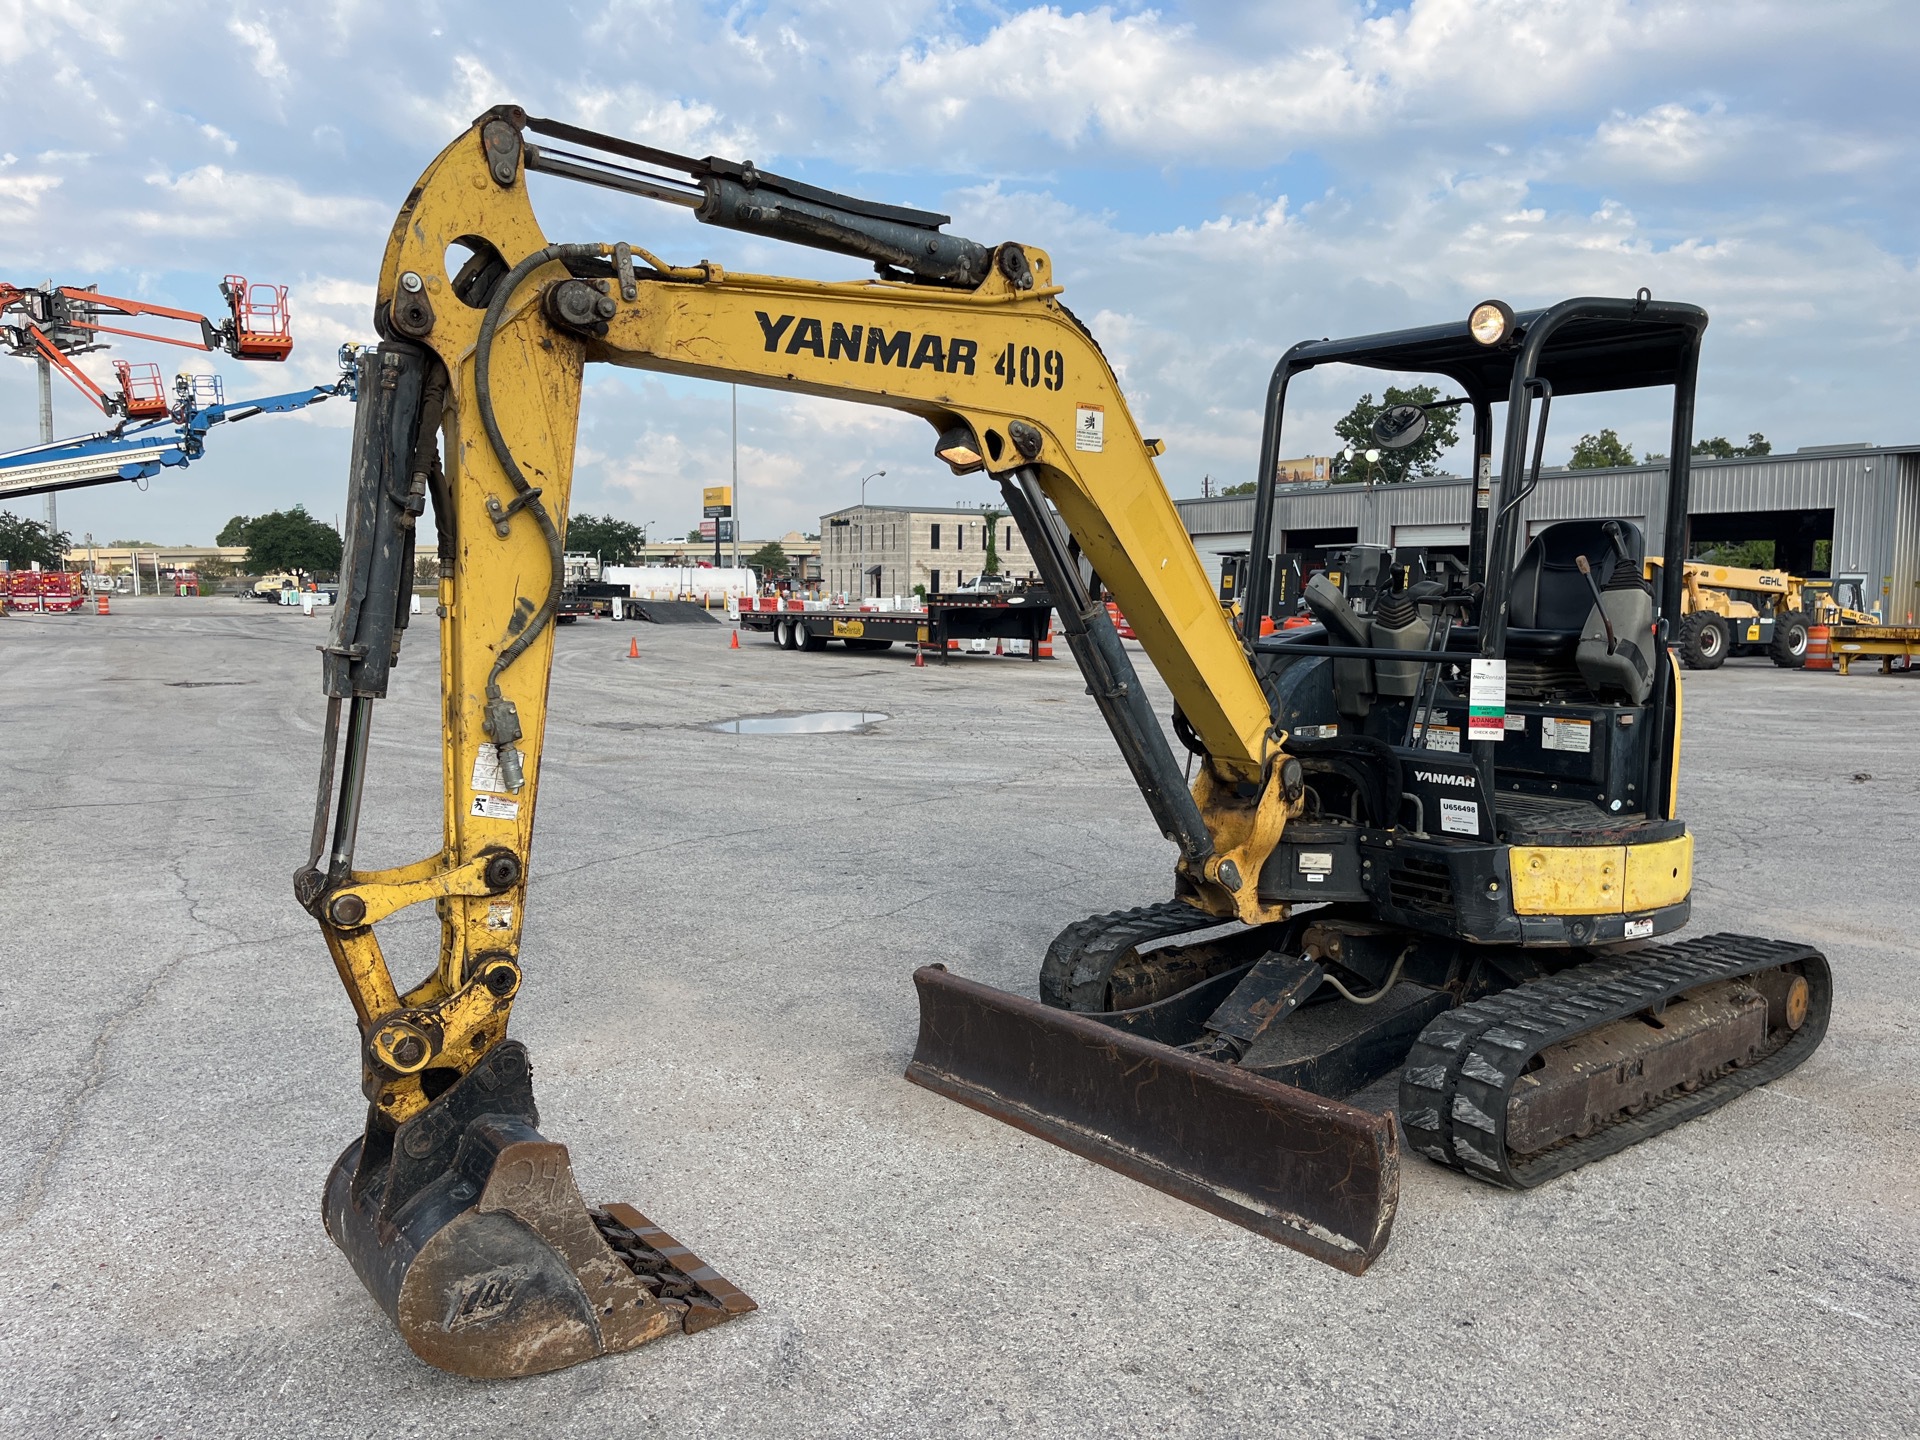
left=904, top=966, right=1398, bottom=1276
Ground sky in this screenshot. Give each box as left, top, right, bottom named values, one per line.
left=3, top=0, right=1916, bottom=547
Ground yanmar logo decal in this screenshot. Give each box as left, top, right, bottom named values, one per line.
left=1413, top=769, right=1476, bottom=789
left=755, top=312, right=1069, bottom=391
left=757, top=311, right=978, bottom=375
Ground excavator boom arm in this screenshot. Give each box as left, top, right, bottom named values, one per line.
left=300, top=106, right=1305, bottom=1378
left=307, top=109, right=1293, bottom=1110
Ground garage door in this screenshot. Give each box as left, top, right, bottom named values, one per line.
left=1393, top=523, right=1470, bottom=547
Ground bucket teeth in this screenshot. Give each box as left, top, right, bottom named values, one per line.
left=323, top=1041, right=752, bottom=1377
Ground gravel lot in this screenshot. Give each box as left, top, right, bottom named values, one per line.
left=2, top=596, right=1915, bottom=1438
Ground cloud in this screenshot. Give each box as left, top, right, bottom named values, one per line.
left=227, top=14, right=289, bottom=85
left=0, top=171, right=62, bottom=219
left=123, top=165, right=386, bottom=236
left=0, top=0, right=1914, bottom=549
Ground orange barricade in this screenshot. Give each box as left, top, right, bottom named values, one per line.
left=1805, top=625, right=1832, bottom=671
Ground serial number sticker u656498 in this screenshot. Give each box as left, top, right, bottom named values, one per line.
left=1439, top=798, right=1480, bottom=835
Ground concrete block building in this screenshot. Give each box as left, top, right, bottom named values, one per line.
left=819, top=503, right=1036, bottom=598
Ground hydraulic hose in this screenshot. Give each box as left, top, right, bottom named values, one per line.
left=472, top=242, right=604, bottom=700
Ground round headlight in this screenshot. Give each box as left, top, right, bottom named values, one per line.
left=1469, top=299, right=1514, bottom=346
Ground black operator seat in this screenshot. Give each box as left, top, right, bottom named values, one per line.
left=1509, top=519, right=1646, bottom=633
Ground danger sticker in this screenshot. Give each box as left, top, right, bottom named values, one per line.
left=471, top=794, right=520, bottom=821
left=1505, top=713, right=1526, bottom=732
left=1541, top=717, right=1593, bottom=754
left=1440, top=798, right=1480, bottom=835
left=1420, top=724, right=1461, bottom=753
left=1074, top=404, right=1105, bottom=452
left=470, top=744, right=511, bottom=795
left=1624, top=918, right=1655, bottom=940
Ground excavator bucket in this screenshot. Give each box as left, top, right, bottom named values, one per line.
left=322, top=1042, right=753, bottom=1378
left=906, top=967, right=1399, bottom=1274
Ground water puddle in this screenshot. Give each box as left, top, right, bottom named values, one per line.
left=706, top=710, right=888, bottom=735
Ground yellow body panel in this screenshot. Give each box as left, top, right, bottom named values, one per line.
left=1510, top=833, right=1692, bottom=916
left=1624, top=834, right=1693, bottom=912
left=1509, top=845, right=1624, bottom=916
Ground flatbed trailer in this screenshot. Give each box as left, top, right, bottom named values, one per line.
left=556, top=580, right=632, bottom=623
left=735, top=591, right=1055, bottom=661
left=1830, top=624, right=1920, bottom=674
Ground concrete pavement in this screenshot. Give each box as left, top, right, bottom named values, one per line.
left=1, top=596, right=1914, bottom=1437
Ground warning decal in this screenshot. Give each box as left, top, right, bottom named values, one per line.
left=1541, top=716, right=1593, bottom=754
left=471, top=744, right=510, bottom=795
left=471, top=794, right=520, bottom=821
left=1075, top=404, right=1105, bottom=452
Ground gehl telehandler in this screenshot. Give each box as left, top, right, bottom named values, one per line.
left=302, top=107, right=1831, bottom=1377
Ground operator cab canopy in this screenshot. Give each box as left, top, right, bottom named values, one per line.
left=1277, top=296, right=1707, bottom=399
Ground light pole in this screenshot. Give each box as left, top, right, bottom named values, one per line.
left=857, top=468, right=885, bottom=601
left=730, top=384, right=740, bottom=571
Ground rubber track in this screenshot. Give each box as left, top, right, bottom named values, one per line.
left=1399, top=932, right=1831, bottom=1189
left=1039, top=900, right=1225, bottom=1010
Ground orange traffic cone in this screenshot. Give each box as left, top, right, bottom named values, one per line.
left=913, top=643, right=926, bottom=668
left=730, top=629, right=740, bottom=649
left=96, top=593, right=110, bottom=615
left=994, top=637, right=1004, bottom=656
left=627, top=636, right=640, bottom=659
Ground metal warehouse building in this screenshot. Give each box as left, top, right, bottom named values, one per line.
left=1175, top=444, right=1920, bottom=625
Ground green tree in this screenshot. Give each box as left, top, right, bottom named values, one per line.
left=216, top=514, right=253, bottom=546
left=1333, top=384, right=1459, bottom=483
left=242, top=506, right=343, bottom=577
left=1219, top=481, right=1257, bottom=496
left=747, top=541, right=789, bottom=578
left=980, top=507, right=1006, bottom=575
left=1569, top=429, right=1638, bottom=469
left=1695, top=540, right=1776, bottom=568
left=686, top=527, right=704, bottom=543
left=1693, top=432, right=1771, bottom=459
left=0, top=511, right=69, bottom=568
left=565, top=512, right=647, bottom=563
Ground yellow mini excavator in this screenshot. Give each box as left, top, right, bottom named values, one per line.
left=302, top=107, right=1830, bottom=1377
